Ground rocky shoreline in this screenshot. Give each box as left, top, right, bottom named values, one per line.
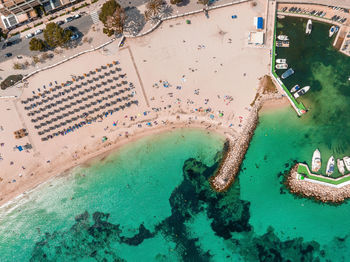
left=210, top=90, right=283, bottom=192
left=286, top=164, right=350, bottom=204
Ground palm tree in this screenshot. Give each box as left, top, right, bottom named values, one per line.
left=145, top=0, right=163, bottom=21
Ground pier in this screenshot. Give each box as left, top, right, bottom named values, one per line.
left=296, top=163, right=350, bottom=187
left=287, top=163, right=350, bottom=203
left=210, top=91, right=284, bottom=192
left=271, top=5, right=307, bottom=116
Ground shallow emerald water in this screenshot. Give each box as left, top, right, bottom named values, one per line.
left=1, top=17, right=350, bottom=261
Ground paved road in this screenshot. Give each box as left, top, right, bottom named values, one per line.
left=277, top=0, right=350, bottom=9
left=0, top=15, right=93, bottom=63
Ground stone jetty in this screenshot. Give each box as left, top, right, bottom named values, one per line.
left=210, top=89, right=283, bottom=192
left=286, top=164, right=350, bottom=203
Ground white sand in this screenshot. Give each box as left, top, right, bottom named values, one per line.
left=0, top=1, right=276, bottom=206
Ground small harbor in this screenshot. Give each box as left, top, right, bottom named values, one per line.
left=287, top=163, right=350, bottom=203
left=277, top=2, right=350, bottom=57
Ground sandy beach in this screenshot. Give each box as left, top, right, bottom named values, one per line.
left=0, top=1, right=280, bottom=206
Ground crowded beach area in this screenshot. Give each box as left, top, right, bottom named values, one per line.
left=0, top=1, right=280, bottom=206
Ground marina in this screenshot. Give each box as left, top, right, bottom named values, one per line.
left=277, top=2, right=350, bottom=57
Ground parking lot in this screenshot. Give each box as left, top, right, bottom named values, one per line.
left=0, top=14, right=93, bottom=63
left=278, top=3, right=350, bottom=26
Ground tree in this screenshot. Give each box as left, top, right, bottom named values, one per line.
left=43, top=22, right=72, bottom=48
left=197, top=0, right=209, bottom=6
left=29, top=37, right=46, bottom=51
left=99, top=0, right=126, bottom=35
left=105, top=6, right=126, bottom=34
left=0, top=28, right=7, bottom=40
left=170, top=0, right=182, bottom=4
left=99, top=0, right=118, bottom=24
left=144, top=0, right=163, bottom=20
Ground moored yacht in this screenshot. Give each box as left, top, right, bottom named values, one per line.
left=306, top=19, right=312, bottom=34
left=329, top=25, right=339, bottom=37
left=294, top=86, right=310, bottom=98
left=343, top=157, right=350, bottom=172
left=276, top=63, right=288, bottom=69
left=337, top=159, right=345, bottom=175
left=276, top=58, right=286, bottom=64
left=281, top=68, right=294, bottom=79
left=277, top=35, right=289, bottom=41
left=311, top=149, right=321, bottom=172
left=326, top=156, right=335, bottom=176
left=290, top=84, right=301, bottom=93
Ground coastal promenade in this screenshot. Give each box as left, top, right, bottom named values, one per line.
left=270, top=2, right=307, bottom=116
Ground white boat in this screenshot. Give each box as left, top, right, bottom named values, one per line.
left=290, top=84, right=301, bottom=93
left=277, top=35, right=289, bottom=41
left=329, top=26, right=339, bottom=37
left=276, top=58, right=286, bottom=64
left=326, top=156, right=335, bottom=176
left=343, top=157, right=350, bottom=171
left=306, top=19, right=312, bottom=34
left=337, top=159, right=345, bottom=175
left=276, top=63, right=288, bottom=69
left=281, top=68, right=294, bottom=79
left=311, top=149, right=321, bottom=172
left=294, top=86, right=310, bottom=98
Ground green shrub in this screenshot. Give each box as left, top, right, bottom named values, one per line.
left=29, top=37, right=46, bottom=51
left=21, top=27, right=32, bottom=33
left=0, top=75, right=23, bottom=89
left=43, top=22, right=72, bottom=48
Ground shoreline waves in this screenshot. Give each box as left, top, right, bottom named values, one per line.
left=0, top=95, right=289, bottom=208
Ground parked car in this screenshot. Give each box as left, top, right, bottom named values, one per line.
left=73, top=14, right=81, bottom=19
left=5, top=53, right=12, bottom=57
left=65, top=16, right=74, bottom=23
left=66, top=26, right=77, bottom=32
left=25, top=33, right=34, bottom=39
left=34, top=29, right=43, bottom=35
left=56, top=20, right=64, bottom=26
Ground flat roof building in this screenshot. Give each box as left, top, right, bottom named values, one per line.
left=248, top=31, right=264, bottom=45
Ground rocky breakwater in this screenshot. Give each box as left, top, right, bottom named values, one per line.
left=210, top=104, right=259, bottom=192
left=286, top=164, right=350, bottom=203
left=210, top=79, right=285, bottom=192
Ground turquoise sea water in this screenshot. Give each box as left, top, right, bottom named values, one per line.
left=1, top=17, right=350, bottom=261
